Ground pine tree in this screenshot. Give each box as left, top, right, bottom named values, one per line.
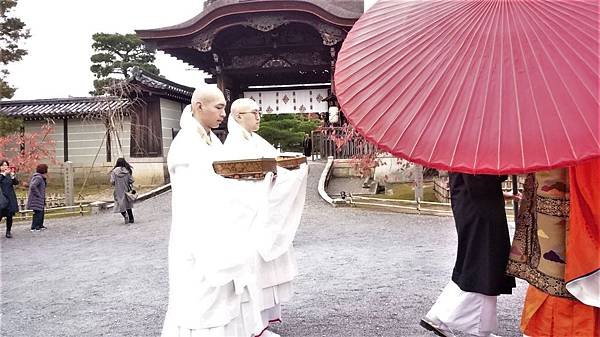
left=89, top=32, right=159, bottom=95
left=0, top=0, right=29, bottom=134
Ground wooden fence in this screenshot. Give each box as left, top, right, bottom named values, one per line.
left=311, top=128, right=377, bottom=159
left=14, top=193, right=90, bottom=221
left=14, top=204, right=91, bottom=221
left=433, top=177, right=451, bottom=203
left=17, top=193, right=69, bottom=211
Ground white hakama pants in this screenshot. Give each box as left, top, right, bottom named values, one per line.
left=426, top=281, right=498, bottom=336
left=255, top=248, right=296, bottom=334
left=260, top=281, right=293, bottom=325
left=162, top=287, right=263, bottom=337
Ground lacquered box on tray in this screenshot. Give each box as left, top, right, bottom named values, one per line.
left=212, top=158, right=277, bottom=179
left=276, top=156, right=307, bottom=170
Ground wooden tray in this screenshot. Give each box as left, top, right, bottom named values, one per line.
left=213, top=158, right=277, bottom=179
left=276, top=156, right=307, bottom=170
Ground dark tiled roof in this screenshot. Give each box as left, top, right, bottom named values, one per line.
left=0, top=96, right=130, bottom=119
left=137, top=0, right=362, bottom=38
left=128, top=67, right=193, bottom=103
left=0, top=69, right=194, bottom=119
left=200, top=0, right=363, bottom=22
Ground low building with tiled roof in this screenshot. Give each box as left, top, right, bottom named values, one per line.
left=0, top=96, right=131, bottom=120
left=0, top=68, right=194, bottom=185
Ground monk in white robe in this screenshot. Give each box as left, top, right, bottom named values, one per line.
left=162, top=88, right=266, bottom=337
left=224, top=98, right=308, bottom=337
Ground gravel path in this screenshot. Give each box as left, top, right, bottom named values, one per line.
left=1, top=162, right=526, bottom=337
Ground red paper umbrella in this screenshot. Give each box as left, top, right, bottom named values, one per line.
left=335, top=0, right=599, bottom=174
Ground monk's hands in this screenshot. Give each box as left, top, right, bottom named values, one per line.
left=264, top=172, right=276, bottom=183
left=503, top=191, right=522, bottom=201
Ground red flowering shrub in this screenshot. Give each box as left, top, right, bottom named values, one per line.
left=0, top=122, right=58, bottom=176
left=324, top=124, right=381, bottom=177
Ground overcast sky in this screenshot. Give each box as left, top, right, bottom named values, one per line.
left=6, top=0, right=376, bottom=100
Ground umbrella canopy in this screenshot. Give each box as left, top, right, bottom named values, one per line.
left=335, top=0, right=599, bottom=174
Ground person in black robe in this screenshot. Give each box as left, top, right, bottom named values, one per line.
left=302, top=133, right=312, bottom=157
left=421, top=173, right=517, bottom=337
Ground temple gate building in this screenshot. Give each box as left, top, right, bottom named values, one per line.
left=136, top=0, right=363, bottom=125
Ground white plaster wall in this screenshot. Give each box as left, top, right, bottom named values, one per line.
left=23, top=112, right=169, bottom=185
left=128, top=158, right=167, bottom=185
left=25, top=118, right=132, bottom=165
left=373, top=155, right=416, bottom=184
left=159, top=98, right=184, bottom=157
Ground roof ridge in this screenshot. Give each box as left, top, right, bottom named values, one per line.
left=136, top=0, right=362, bottom=37
left=129, top=67, right=194, bottom=93
left=0, top=96, right=125, bottom=106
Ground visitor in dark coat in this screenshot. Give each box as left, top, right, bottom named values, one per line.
left=26, top=164, right=48, bottom=231
left=110, top=157, right=134, bottom=224
left=0, top=159, right=19, bottom=238
left=302, top=133, right=312, bottom=157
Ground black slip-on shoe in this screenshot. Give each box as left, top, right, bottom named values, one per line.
left=420, top=318, right=456, bottom=337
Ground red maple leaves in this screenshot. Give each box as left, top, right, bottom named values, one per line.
left=0, top=122, right=57, bottom=175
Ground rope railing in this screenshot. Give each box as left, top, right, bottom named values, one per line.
left=350, top=194, right=517, bottom=219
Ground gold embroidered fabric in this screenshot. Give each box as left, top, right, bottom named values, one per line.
left=537, top=195, right=570, bottom=218
left=506, top=169, right=573, bottom=298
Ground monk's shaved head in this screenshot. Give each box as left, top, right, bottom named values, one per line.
left=190, top=86, right=227, bottom=132
left=230, top=98, right=261, bottom=132
left=230, top=98, right=258, bottom=116
left=192, top=86, right=225, bottom=106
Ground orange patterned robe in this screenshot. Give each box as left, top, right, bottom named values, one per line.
left=508, top=160, right=599, bottom=336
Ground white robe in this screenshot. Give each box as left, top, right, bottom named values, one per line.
left=162, top=106, right=267, bottom=337
left=426, top=281, right=498, bottom=336
left=224, top=113, right=308, bottom=328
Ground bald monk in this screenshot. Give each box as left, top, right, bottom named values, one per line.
left=225, top=98, right=308, bottom=337
left=162, top=87, right=266, bottom=337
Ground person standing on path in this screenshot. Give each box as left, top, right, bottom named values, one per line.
left=302, top=133, right=312, bottom=158
left=110, top=158, right=134, bottom=224
left=26, top=164, right=48, bottom=232
left=162, top=87, right=266, bottom=337
left=0, top=159, right=20, bottom=238
left=225, top=98, right=308, bottom=337
left=421, top=173, right=519, bottom=337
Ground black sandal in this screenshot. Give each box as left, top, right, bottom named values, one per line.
left=419, top=319, right=455, bottom=337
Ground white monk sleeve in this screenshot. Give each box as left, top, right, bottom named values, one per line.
left=170, top=159, right=258, bottom=288
left=255, top=164, right=308, bottom=261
